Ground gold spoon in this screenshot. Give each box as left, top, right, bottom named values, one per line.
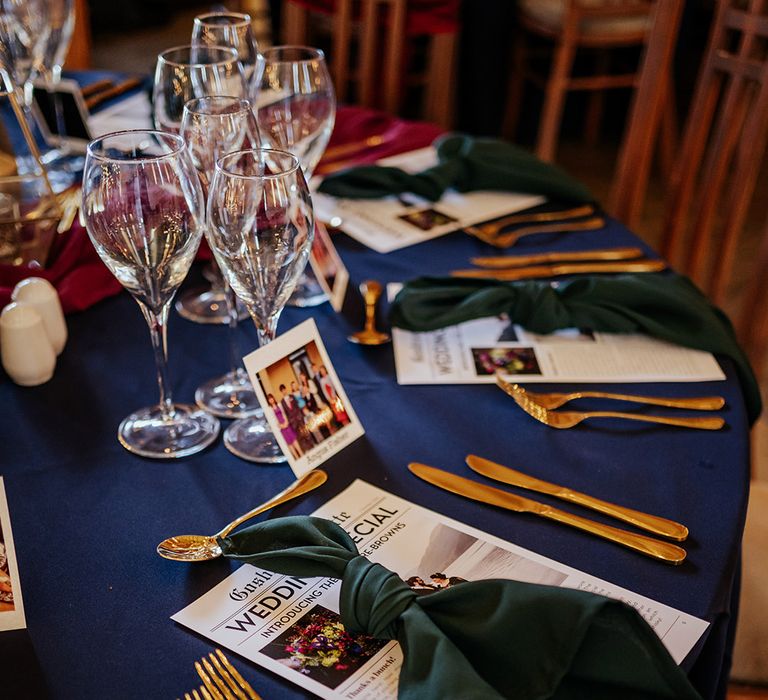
left=156, top=469, right=328, bottom=562
left=347, top=280, right=391, bottom=345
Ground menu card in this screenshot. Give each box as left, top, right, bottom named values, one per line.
left=172, top=480, right=708, bottom=699
left=389, top=288, right=725, bottom=385
left=0, top=478, right=25, bottom=632
left=312, top=148, right=545, bottom=253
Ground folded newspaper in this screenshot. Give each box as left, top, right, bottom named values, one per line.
left=172, top=481, right=707, bottom=700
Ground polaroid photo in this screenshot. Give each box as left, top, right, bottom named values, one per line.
left=0, top=478, right=26, bottom=632
left=308, top=221, right=349, bottom=312
left=243, top=319, right=365, bottom=475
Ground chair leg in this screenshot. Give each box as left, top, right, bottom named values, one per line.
left=584, top=50, right=610, bottom=146
left=281, top=1, right=307, bottom=44
left=359, top=0, right=379, bottom=108
left=502, top=33, right=528, bottom=141
left=425, top=32, right=457, bottom=128
left=331, top=0, right=353, bottom=103
left=658, top=80, right=678, bottom=185
left=536, top=37, right=577, bottom=162
left=383, top=0, right=407, bottom=115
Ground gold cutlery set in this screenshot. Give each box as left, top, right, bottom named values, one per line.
left=409, top=456, right=689, bottom=564
left=464, top=203, right=603, bottom=248
left=179, top=649, right=261, bottom=700
left=451, top=245, right=666, bottom=280
left=498, top=378, right=726, bottom=431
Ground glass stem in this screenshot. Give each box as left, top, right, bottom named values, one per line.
left=253, top=312, right=280, bottom=349
left=139, top=302, right=175, bottom=421
left=225, top=279, right=242, bottom=376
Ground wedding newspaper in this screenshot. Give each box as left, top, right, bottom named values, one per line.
left=389, top=287, right=725, bottom=385
left=173, top=480, right=708, bottom=699
left=312, top=148, right=545, bottom=253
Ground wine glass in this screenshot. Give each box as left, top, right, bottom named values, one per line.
left=180, top=95, right=262, bottom=422
left=81, top=130, right=220, bottom=458
left=207, top=149, right=314, bottom=462
left=153, top=44, right=249, bottom=324
left=153, top=45, right=246, bottom=134
left=252, top=46, right=335, bottom=307
left=192, top=11, right=260, bottom=86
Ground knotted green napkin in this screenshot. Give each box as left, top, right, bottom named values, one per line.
left=317, top=134, right=593, bottom=204
left=389, top=273, right=761, bottom=424
left=220, top=516, right=700, bottom=699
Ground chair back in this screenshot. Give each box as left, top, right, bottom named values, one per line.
left=609, top=0, right=682, bottom=226
left=282, top=0, right=459, bottom=127
left=659, top=0, right=768, bottom=305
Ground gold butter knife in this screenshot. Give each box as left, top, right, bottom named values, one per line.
left=470, top=246, right=644, bottom=269
left=451, top=259, right=667, bottom=280
left=408, top=463, right=686, bottom=564
left=465, top=455, right=688, bottom=540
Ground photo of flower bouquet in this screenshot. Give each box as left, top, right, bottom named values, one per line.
left=261, top=605, right=387, bottom=689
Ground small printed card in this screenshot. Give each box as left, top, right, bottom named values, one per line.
left=311, top=148, right=545, bottom=253
left=309, top=222, right=349, bottom=312
left=0, top=477, right=26, bottom=632
left=243, top=319, right=365, bottom=475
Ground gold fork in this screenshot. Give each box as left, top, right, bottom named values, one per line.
left=470, top=203, right=596, bottom=235
left=191, top=649, right=261, bottom=700
left=502, top=378, right=725, bottom=430
left=465, top=216, right=605, bottom=248
left=496, top=376, right=725, bottom=411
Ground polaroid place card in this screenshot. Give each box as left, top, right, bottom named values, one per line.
left=0, top=478, right=26, bottom=632
left=309, top=222, right=349, bottom=312
left=243, top=319, right=365, bottom=475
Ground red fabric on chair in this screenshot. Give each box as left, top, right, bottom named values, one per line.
left=0, top=106, right=443, bottom=315
left=287, top=0, right=460, bottom=34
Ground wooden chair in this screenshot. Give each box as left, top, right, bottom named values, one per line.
left=503, top=0, right=670, bottom=163
left=656, top=0, right=768, bottom=307
left=64, top=0, right=92, bottom=70
left=281, top=0, right=460, bottom=128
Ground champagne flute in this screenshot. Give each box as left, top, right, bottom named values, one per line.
left=192, top=11, right=260, bottom=86
left=180, top=95, right=262, bottom=421
left=252, top=46, right=335, bottom=307
left=207, top=149, right=314, bottom=462
left=0, top=0, right=51, bottom=174
left=154, top=44, right=249, bottom=325
left=81, top=130, right=220, bottom=458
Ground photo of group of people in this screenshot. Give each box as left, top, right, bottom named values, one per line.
left=471, top=346, right=541, bottom=376
left=259, top=341, right=352, bottom=460
left=308, top=223, right=349, bottom=312
left=405, top=572, right=469, bottom=595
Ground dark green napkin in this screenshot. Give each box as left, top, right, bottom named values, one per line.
left=317, top=134, right=594, bottom=204
left=389, top=273, right=761, bottom=424
left=220, top=516, right=700, bottom=700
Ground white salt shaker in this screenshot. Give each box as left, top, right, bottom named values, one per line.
left=0, top=303, right=56, bottom=386
left=12, top=278, right=67, bottom=355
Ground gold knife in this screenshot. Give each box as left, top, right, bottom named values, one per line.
left=408, top=463, right=686, bottom=564
left=470, top=247, right=644, bottom=269
left=450, top=259, right=666, bottom=280
left=465, top=455, right=688, bottom=541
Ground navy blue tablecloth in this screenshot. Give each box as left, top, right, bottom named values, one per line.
left=0, top=208, right=749, bottom=698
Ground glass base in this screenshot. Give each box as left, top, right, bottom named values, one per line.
left=223, top=416, right=287, bottom=463
left=175, top=285, right=249, bottom=324
left=195, top=368, right=262, bottom=419
left=118, top=403, right=220, bottom=459
left=288, top=270, right=327, bottom=308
